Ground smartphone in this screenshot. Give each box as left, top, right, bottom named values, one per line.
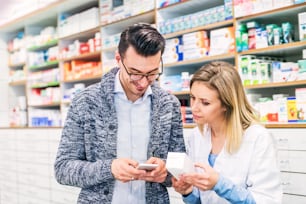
left=137, top=163, right=158, bottom=171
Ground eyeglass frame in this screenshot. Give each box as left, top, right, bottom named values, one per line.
left=120, top=57, right=163, bottom=81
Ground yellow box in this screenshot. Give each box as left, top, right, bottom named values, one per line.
left=287, top=96, right=298, bottom=122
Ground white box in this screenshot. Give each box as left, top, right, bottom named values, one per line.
left=298, top=12, right=306, bottom=41
left=166, top=152, right=195, bottom=179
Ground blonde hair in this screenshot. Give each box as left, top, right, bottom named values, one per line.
left=190, top=61, right=259, bottom=154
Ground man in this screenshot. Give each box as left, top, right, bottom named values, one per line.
left=54, top=23, right=185, bottom=203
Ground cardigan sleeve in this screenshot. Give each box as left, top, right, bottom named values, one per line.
left=54, top=94, right=114, bottom=189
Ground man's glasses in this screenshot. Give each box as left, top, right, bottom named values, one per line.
left=121, top=58, right=163, bottom=81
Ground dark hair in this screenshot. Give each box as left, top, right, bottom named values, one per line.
left=118, top=23, right=165, bottom=58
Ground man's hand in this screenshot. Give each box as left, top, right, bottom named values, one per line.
left=137, top=157, right=168, bottom=183
left=111, top=158, right=144, bottom=183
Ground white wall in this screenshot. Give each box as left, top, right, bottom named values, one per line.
left=0, top=38, right=10, bottom=127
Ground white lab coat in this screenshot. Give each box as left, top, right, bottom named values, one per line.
left=185, top=124, right=282, bottom=204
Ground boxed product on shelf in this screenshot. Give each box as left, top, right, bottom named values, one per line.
left=9, top=70, right=26, bottom=82
left=69, top=60, right=102, bottom=80
left=287, top=96, right=298, bottom=122
left=273, top=26, right=283, bottom=45
left=273, top=0, right=294, bottom=8
left=209, top=26, right=235, bottom=56
left=282, top=22, right=294, bottom=43
left=224, top=0, right=233, bottom=20
left=297, top=59, right=306, bottom=79
left=272, top=62, right=299, bottom=82
left=157, top=0, right=185, bottom=8
left=239, top=55, right=257, bottom=85
left=233, top=0, right=296, bottom=18
left=257, top=97, right=279, bottom=122
left=266, top=24, right=278, bottom=46
left=28, top=108, right=61, bottom=127
left=259, top=62, right=272, bottom=84
left=236, top=24, right=248, bottom=52
left=295, top=88, right=306, bottom=122
left=183, top=48, right=208, bottom=61
left=298, top=12, right=306, bottom=41
left=182, top=30, right=209, bottom=60
left=160, top=75, right=183, bottom=92
left=102, top=33, right=120, bottom=49
left=9, top=106, right=27, bottom=127
left=79, top=7, right=99, bottom=32
left=275, top=97, right=289, bottom=122
left=181, top=106, right=193, bottom=124
left=100, top=0, right=154, bottom=24
left=163, top=37, right=183, bottom=63
left=8, top=48, right=27, bottom=65
left=255, top=28, right=268, bottom=48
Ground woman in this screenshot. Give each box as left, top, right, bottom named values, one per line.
left=172, top=61, right=282, bottom=204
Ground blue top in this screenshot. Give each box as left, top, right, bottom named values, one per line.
left=183, top=153, right=255, bottom=204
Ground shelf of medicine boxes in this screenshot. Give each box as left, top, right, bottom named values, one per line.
left=99, top=9, right=155, bottom=47
left=234, top=3, right=306, bottom=129
left=59, top=26, right=102, bottom=83
left=235, top=2, right=306, bottom=61
left=26, top=39, right=60, bottom=107
left=158, top=0, right=235, bottom=87
left=7, top=40, right=27, bottom=86
left=100, top=9, right=156, bottom=74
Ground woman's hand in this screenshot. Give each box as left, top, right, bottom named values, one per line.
left=181, top=163, right=219, bottom=191
left=172, top=176, right=193, bottom=195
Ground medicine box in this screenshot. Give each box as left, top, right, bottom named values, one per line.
left=295, top=88, right=306, bottom=122
left=298, top=12, right=306, bottom=41
left=287, top=96, right=298, bottom=122
left=166, top=152, right=195, bottom=179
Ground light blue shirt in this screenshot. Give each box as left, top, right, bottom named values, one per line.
left=183, top=153, right=255, bottom=204
left=112, top=71, right=152, bottom=204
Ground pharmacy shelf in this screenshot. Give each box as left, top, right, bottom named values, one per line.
left=245, top=80, right=306, bottom=89
left=238, top=41, right=306, bottom=58
left=157, top=0, right=223, bottom=19
left=59, top=26, right=100, bottom=41
left=30, top=81, right=60, bottom=89
left=164, top=53, right=235, bottom=69
left=0, top=0, right=98, bottom=33
left=101, top=10, right=155, bottom=34
left=264, top=123, right=306, bottom=128
left=27, top=39, right=58, bottom=52
left=8, top=62, right=26, bottom=69
left=163, top=19, right=234, bottom=39
left=236, top=2, right=306, bottom=22
left=60, top=51, right=101, bottom=62
left=62, top=74, right=102, bottom=83
left=28, top=102, right=61, bottom=108
left=28, top=61, right=59, bottom=71
left=9, top=80, right=27, bottom=86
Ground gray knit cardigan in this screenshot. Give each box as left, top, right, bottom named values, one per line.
left=54, top=67, right=186, bottom=203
